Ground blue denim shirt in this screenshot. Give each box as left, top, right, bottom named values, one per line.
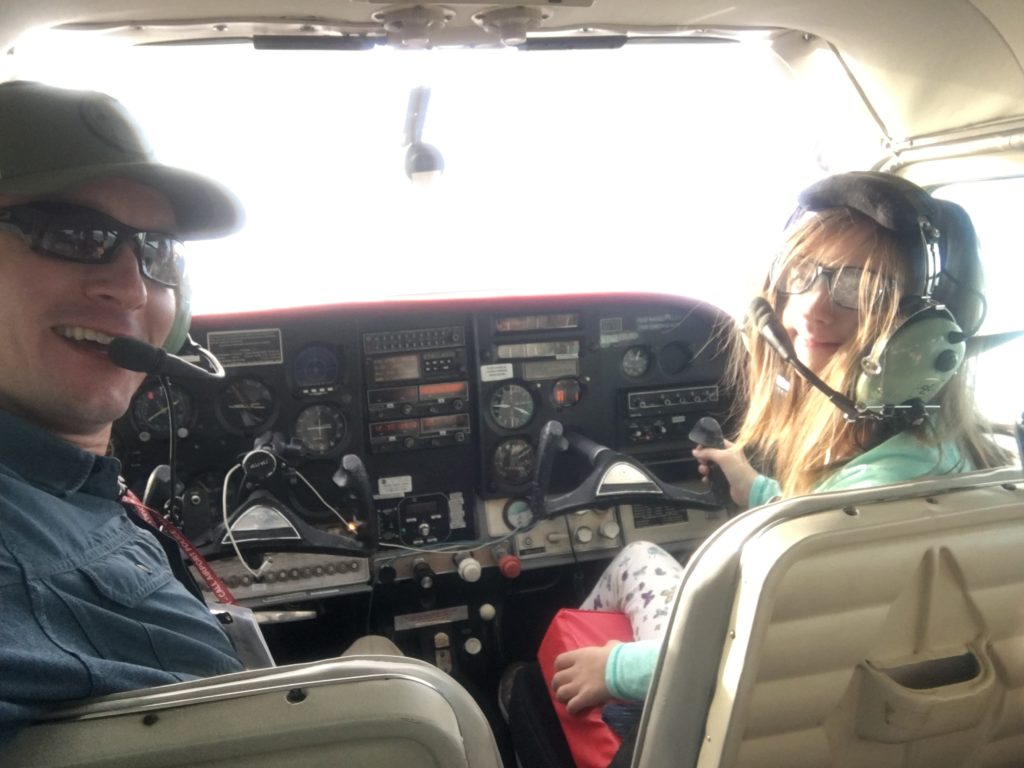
left=0, top=409, right=243, bottom=747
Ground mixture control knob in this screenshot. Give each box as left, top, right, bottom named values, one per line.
left=413, top=558, right=436, bottom=590
left=455, top=553, right=482, bottom=583
left=498, top=553, right=522, bottom=579
left=599, top=521, right=621, bottom=540
left=574, top=526, right=594, bottom=545
left=464, top=637, right=483, bottom=656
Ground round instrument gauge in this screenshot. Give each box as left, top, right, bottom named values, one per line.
left=502, top=498, right=535, bottom=530
left=293, top=344, right=340, bottom=392
left=217, top=377, right=276, bottom=433
left=294, top=404, right=347, bottom=454
left=490, top=383, right=535, bottom=430
left=131, top=382, right=193, bottom=436
left=551, top=377, right=582, bottom=408
left=492, top=438, right=536, bottom=486
left=659, top=342, right=693, bottom=375
left=621, top=346, right=651, bottom=378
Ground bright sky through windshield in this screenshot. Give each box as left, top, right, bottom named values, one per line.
left=13, top=37, right=826, bottom=317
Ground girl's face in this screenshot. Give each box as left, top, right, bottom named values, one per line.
left=776, top=217, right=889, bottom=376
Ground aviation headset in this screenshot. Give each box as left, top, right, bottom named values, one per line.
left=163, top=272, right=193, bottom=354
left=787, top=171, right=985, bottom=410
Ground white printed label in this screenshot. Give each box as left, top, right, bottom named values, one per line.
left=378, top=475, right=413, bottom=497
left=480, top=363, right=514, bottom=382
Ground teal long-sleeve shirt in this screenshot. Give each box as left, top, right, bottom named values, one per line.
left=605, top=430, right=970, bottom=701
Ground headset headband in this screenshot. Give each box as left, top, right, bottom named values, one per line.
left=795, top=171, right=942, bottom=305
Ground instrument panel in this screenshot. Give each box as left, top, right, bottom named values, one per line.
left=113, top=294, right=733, bottom=606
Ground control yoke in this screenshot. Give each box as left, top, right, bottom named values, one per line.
left=530, top=420, right=722, bottom=519
left=333, top=453, right=379, bottom=548
left=209, top=434, right=376, bottom=557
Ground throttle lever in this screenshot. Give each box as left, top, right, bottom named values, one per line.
left=688, top=417, right=738, bottom=515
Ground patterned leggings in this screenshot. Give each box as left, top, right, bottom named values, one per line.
left=579, top=541, right=686, bottom=641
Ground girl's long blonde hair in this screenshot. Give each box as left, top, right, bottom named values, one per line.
left=728, top=206, right=1005, bottom=498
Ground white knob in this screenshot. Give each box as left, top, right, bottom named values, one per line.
left=479, top=603, right=496, bottom=621
left=574, top=526, right=594, bottom=544
left=457, top=556, right=482, bottom=583
left=464, top=637, right=483, bottom=656
left=599, top=521, right=621, bottom=540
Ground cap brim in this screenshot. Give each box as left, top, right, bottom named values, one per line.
left=0, top=161, right=244, bottom=240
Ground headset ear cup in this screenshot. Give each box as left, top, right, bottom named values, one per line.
left=162, top=274, right=192, bottom=353
left=854, top=307, right=965, bottom=408
left=930, top=199, right=985, bottom=335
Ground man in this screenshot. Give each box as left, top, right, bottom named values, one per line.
left=0, top=80, right=246, bottom=747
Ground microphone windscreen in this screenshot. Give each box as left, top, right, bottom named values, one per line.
left=748, top=297, right=797, bottom=361
left=108, top=337, right=164, bottom=374
left=748, top=297, right=775, bottom=331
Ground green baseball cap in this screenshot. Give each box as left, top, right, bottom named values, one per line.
left=0, top=80, right=243, bottom=239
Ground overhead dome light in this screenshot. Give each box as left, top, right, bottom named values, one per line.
left=372, top=5, right=455, bottom=48
left=472, top=6, right=552, bottom=46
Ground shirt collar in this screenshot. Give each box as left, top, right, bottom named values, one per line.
left=0, top=408, right=122, bottom=498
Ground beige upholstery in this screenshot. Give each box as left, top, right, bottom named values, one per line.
left=635, top=467, right=1024, bottom=768
left=3, top=655, right=503, bottom=768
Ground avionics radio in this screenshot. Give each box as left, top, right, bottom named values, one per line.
left=363, top=325, right=472, bottom=451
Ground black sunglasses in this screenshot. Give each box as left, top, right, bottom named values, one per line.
left=0, top=201, right=185, bottom=288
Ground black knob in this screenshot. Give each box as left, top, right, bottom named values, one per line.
left=413, top=559, right=436, bottom=590
left=377, top=564, right=397, bottom=585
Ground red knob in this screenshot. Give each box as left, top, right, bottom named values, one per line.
left=498, top=554, right=522, bottom=579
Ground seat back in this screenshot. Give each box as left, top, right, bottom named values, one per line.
left=3, top=655, right=503, bottom=768
left=634, top=467, right=1024, bottom=768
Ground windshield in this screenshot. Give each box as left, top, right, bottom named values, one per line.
left=12, top=38, right=828, bottom=316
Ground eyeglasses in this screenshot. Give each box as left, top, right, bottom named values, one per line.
left=0, top=201, right=185, bottom=288
left=771, top=260, right=894, bottom=310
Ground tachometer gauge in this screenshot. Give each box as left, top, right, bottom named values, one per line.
left=217, top=377, right=276, bottom=433
left=502, top=498, right=535, bottom=530
left=131, top=382, right=193, bottom=437
left=551, top=377, right=582, bottom=408
left=294, top=404, right=346, bottom=454
left=490, top=383, right=535, bottom=430
left=621, top=346, right=651, bottom=378
left=492, top=438, right=536, bottom=486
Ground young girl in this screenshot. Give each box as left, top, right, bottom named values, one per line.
left=550, top=171, right=1008, bottom=716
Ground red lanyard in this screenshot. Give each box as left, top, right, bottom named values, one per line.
left=121, top=489, right=239, bottom=606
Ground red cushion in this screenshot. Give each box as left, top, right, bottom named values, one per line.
left=537, top=608, right=634, bottom=768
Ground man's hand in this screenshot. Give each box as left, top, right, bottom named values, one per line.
left=691, top=439, right=757, bottom=507
left=551, top=640, right=621, bottom=714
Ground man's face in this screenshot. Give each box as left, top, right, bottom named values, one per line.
left=0, top=176, right=177, bottom=451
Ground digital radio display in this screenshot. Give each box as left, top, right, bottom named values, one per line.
left=372, top=354, right=421, bottom=384
left=419, top=381, right=469, bottom=402
left=370, top=419, right=420, bottom=441
left=420, top=413, right=470, bottom=435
